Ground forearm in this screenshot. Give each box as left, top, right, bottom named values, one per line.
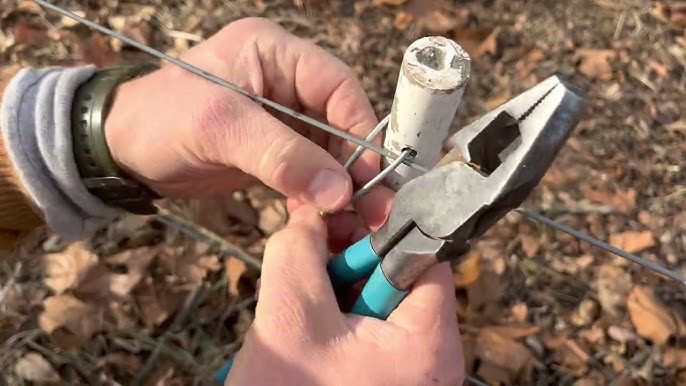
left=0, top=65, right=44, bottom=250
left=0, top=64, right=123, bottom=251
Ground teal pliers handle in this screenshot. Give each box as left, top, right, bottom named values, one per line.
left=214, top=235, right=404, bottom=383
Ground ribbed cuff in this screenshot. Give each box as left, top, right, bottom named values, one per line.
left=0, top=66, right=123, bottom=241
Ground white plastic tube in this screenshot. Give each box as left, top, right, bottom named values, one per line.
left=382, top=36, right=471, bottom=190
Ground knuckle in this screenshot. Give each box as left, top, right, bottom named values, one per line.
left=258, top=134, right=301, bottom=190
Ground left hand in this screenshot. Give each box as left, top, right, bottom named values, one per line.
left=104, top=17, right=393, bottom=228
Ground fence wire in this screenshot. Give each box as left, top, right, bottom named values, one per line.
left=32, top=1, right=686, bottom=385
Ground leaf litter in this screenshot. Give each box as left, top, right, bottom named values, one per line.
left=0, top=0, right=684, bottom=384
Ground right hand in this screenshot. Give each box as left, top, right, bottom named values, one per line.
left=227, top=205, right=465, bottom=386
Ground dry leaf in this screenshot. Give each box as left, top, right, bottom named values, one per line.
left=515, top=48, right=545, bottom=77
left=476, top=327, right=534, bottom=376
left=393, top=11, right=413, bottom=30
left=43, top=242, right=98, bottom=294
left=259, top=200, right=287, bottom=234
left=134, top=278, right=186, bottom=329
left=75, top=247, right=157, bottom=299
left=484, top=87, right=511, bottom=110
left=480, top=325, right=540, bottom=339
left=543, top=334, right=589, bottom=376
left=15, top=353, right=61, bottom=383
left=596, top=264, right=632, bottom=317
left=609, top=231, right=654, bottom=253
left=454, top=250, right=481, bottom=286
left=226, top=258, right=247, bottom=297
left=39, top=295, right=103, bottom=349
left=476, top=27, right=501, bottom=58
left=576, top=48, right=616, bottom=81
left=627, top=285, right=686, bottom=345
left=664, top=348, right=686, bottom=368
left=520, top=233, right=540, bottom=257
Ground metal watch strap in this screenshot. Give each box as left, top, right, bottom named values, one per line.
left=71, top=63, right=161, bottom=215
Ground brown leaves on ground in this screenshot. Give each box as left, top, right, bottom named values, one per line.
left=596, top=264, right=633, bottom=317
left=627, top=285, right=686, bottom=345
left=39, top=295, right=104, bottom=350
left=474, top=325, right=538, bottom=383
left=576, top=48, right=617, bottom=81
left=14, top=352, right=61, bottom=384
left=609, top=231, right=655, bottom=254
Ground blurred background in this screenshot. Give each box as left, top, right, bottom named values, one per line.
left=0, top=0, right=684, bottom=385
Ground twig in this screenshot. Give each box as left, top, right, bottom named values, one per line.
left=155, top=208, right=262, bottom=270
left=131, top=283, right=209, bottom=386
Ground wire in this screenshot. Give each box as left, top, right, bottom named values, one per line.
left=353, top=147, right=413, bottom=199
left=517, top=209, right=686, bottom=284
left=33, top=0, right=430, bottom=174
left=344, top=114, right=390, bottom=170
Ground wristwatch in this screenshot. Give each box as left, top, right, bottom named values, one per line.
left=71, top=63, right=161, bottom=215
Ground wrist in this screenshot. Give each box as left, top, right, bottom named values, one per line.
left=71, top=63, right=161, bottom=215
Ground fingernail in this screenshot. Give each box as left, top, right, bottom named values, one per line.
left=307, top=169, right=351, bottom=210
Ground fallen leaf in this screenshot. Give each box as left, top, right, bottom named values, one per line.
left=454, top=250, right=481, bottom=286
left=134, top=278, right=186, bottom=329
left=476, top=327, right=534, bottom=376
left=627, top=285, right=686, bottom=345
left=480, top=325, right=540, bottom=339
left=664, top=348, right=686, bottom=368
left=14, top=353, right=61, bottom=383
left=393, top=11, right=413, bottom=30
left=520, top=233, right=540, bottom=257
left=596, top=264, right=632, bottom=317
left=11, top=19, right=49, bottom=46
left=607, top=325, right=639, bottom=344
left=43, top=242, right=99, bottom=294
left=576, top=48, right=616, bottom=81
left=453, top=27, right=494, bottom=57
left=666, top=120, right=686, bottom=133
left=75, top=246, right=157, bottom=299
left=226, top=257, right=247, bottom=297
left=609, top=231, right=654, bottom=253
left=39, top=295, right=103, bottom=349
left=75, top=33, right=121, bottom=68
left=476, top=27, right=501, bottom=58
left=515, top=48, right=545, bottom=77
left=543, top=334, right=589, bottom=376
left=484, top=87, right=511, bottom=110
left=648, top=59, right=670, bottom=78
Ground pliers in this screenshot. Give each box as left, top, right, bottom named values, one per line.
left=214, top=75, right=585, bottom=382
left=327, top=75, right=587, bottom=319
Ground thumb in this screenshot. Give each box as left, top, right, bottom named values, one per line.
left=227, top=106, right=353, bottom=212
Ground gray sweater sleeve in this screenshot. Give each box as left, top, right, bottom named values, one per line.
left=0, top=66, right=123, bottom=241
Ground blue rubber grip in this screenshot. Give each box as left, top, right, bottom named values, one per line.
left=214, top=357, right=234, bottom=384
left=350, top=264, right=408, bottom=320
left=327, top=235, right=381, bottom=287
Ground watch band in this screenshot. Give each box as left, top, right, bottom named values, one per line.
left=71, top=63, right=161, bottom=215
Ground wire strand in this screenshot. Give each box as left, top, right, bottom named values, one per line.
left=344, top=114, right=390, bottom=170
left=34, top=0, right=430, bottom=174
left=353, top=147, right=413, bottom=199
left=517, top=209, right=686, bottom=284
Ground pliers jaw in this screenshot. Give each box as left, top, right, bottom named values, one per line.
left=371, top=75, right=587, bottom=280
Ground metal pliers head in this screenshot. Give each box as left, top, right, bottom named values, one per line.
left=372, top=75, right=587, bottom=287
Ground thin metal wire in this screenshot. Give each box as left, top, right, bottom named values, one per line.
left=34, top=0, right=429, bottom=174
left=344, top=114, right=390, bottom=170
left=353, top=148, right=413, bottom=199
left=467, top=376, right=491, bottom=386
left=517, top=209, right=686, bottom=284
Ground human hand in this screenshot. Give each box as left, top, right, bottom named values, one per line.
left=227, top=205, right=465, bottom=386
left=104, top=17, right=393, bottom=228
